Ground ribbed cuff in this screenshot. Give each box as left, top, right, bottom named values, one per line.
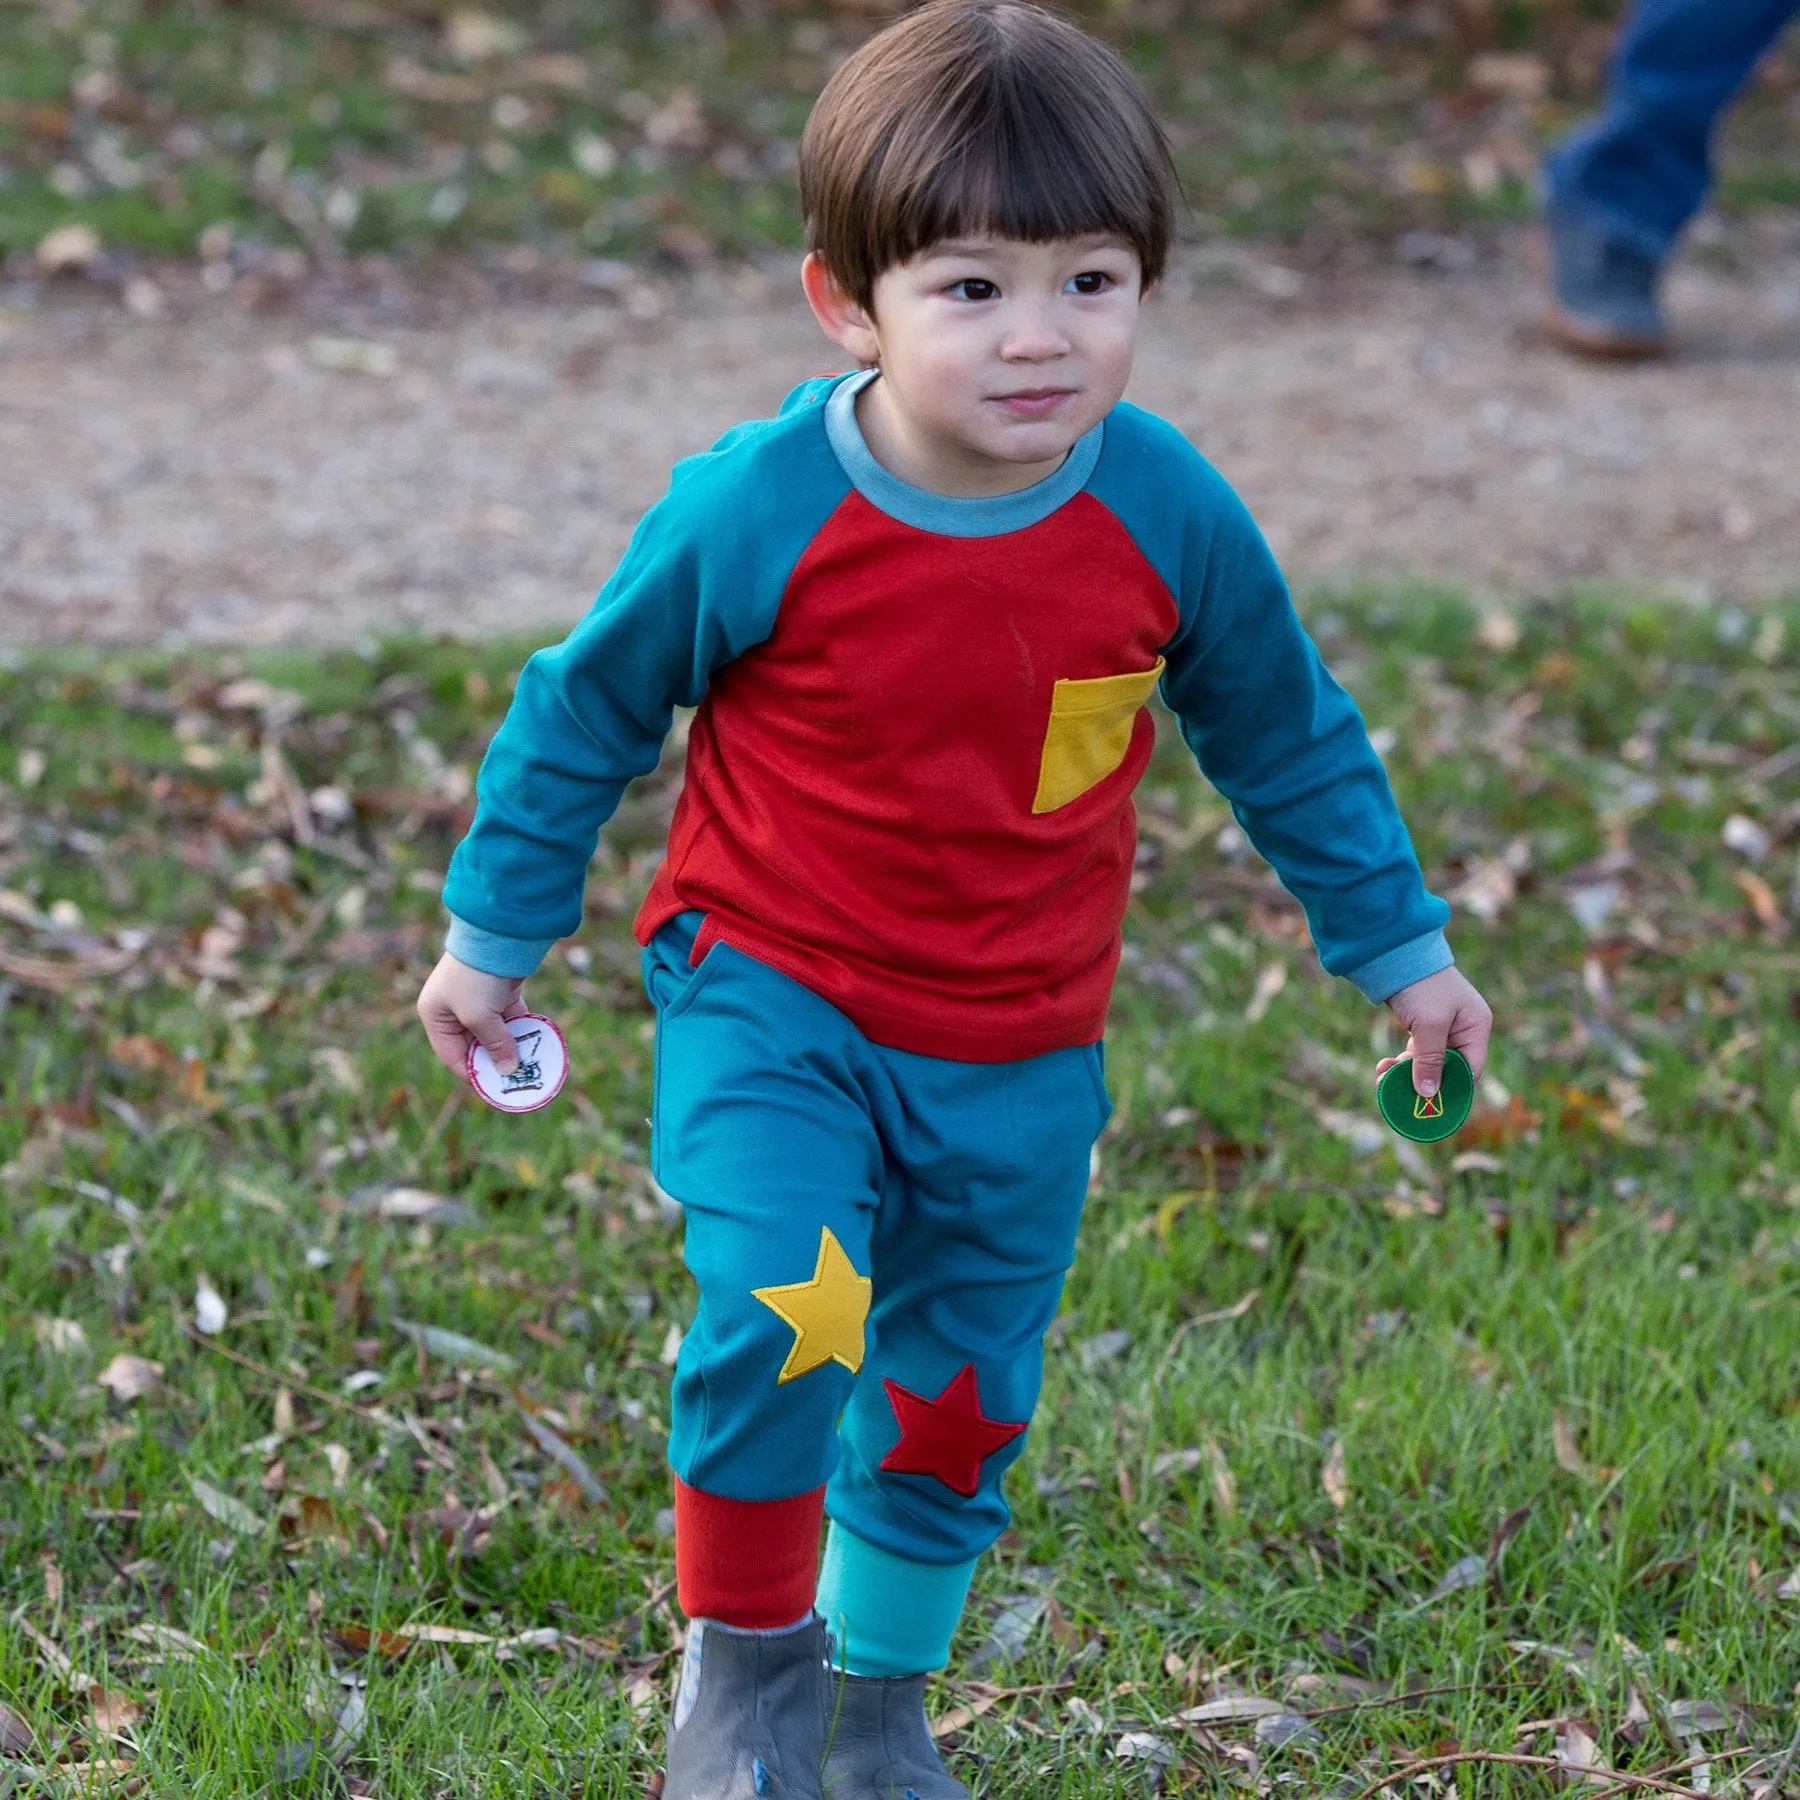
left=1344, top=929, right=1453, bottom=1004
left=674, top=1479, right=826, bottom=1629
left=444, top=915, right=555, bottom=980
left=816, top=1521, right=978, bottom=1678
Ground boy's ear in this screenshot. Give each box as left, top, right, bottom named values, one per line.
left=801, top=253, right=880, bottom=364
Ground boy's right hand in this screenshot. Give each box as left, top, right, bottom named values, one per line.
left=417, top=953, right=529, bottom=1081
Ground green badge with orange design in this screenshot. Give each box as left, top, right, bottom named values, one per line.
left=1377, top=1046, right=1474, bottom=1143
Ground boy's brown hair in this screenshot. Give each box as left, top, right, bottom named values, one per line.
left=799, top=0, right=1179, bottom=309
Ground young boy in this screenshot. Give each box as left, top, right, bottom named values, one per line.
left=418, top=2, right=1493, bottom=1794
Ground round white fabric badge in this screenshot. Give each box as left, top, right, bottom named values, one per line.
left=466, top=1014, right=569, bottom=1113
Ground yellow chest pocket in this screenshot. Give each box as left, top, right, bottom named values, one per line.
left=1031, top=657, right=1166, bottom=815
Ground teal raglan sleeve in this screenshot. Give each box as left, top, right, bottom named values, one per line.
left=441, top=383, right=851, bottom=977
left=1088, top=406, right=1451, bottom=1003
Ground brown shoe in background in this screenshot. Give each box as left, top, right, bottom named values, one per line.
left=1538, top=219, right=1670, bottom=361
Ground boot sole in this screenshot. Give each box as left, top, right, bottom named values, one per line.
left=1537, top=300, right=1668, bottom=362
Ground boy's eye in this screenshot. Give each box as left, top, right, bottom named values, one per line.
left=1067, top=270, right=1114, bottom=295
left=948, top=278, right=999, bottom=301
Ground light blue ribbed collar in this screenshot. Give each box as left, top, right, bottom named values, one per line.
left=823, top=368, right=1103, bottom=539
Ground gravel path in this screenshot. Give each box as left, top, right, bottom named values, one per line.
left=4, top=232, right=1798, bottom=647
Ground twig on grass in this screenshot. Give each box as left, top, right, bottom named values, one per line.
left=1585, top=1748, right=1759, bottom=1800
left=410, top=1084, right=466, bottom=1173
left=1760, top=1717, right=1800, bottom=1794
left=183, top=1325, right=383, bottom=1424
left=1349, top=1750, right=1714, bottom=1800
left=1298, top=1678, right=1531, bottom=1719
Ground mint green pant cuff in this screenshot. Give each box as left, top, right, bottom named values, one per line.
left=816, top=1521, right=978, bottom=1678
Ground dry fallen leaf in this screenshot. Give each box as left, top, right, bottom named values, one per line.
left=0, top=1699, right=32, bottom=1755
left=1245, top=960, right=1288, bottom=1023
left=87, top=1685, right=142, bottom=1740
left=1423, top=1553, right=1488, bottom=1604
left=33, top=1315, right=89, bottom=1356
left=1731, top=868, right=1787, bottom=934
left=1553, top=1717, right=1613, bottom=1788
left=16, top=1615, right=79, bottom=1682
left=1322, top=1437, right=1349, bottom=1510
left=516, top=1404, right=607, bottom=1505
left=188, top=1474, right=263, bottom=1537
left=931, top=1689, right=1004, bottom=1739
left=1181, top=1695, right=1287, bottom=1723
left=193, top=1275, right=228, bottom=1336
left=1552, top=1415, right=1588, bottom=1480
left=1475, top=608, right=1522, bottom=651
left=327, top=1624, right=417, bottom=1660
left=1207, top=1437, right=1238, bottom=1518
left=36, top=223, right=103, bottom=273
left=281, top=1493, right=353, bottom=1552
left=96, top=1353, right=163, bottom=1402
left=125, top=1622, right=207, bottom=1660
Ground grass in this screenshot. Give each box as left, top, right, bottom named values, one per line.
left=4, top=589, right=1800, bottom=1794
left=3, top=0, right=1798, bottom=266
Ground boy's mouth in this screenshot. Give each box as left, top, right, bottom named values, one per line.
left=990, top=387, right=1077, bottom=418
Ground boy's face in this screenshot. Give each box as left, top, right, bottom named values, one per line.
left=803, top=234, right=1143, bottom=497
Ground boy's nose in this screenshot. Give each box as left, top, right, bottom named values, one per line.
left=999, top=313, right=1070, bottom=360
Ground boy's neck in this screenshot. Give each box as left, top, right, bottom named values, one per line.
left=853, top=374, right=1069, bottom=500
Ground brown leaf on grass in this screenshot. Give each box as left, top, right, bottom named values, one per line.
left=87, top=1685, right=142, bottom=1739
left=931, top=1689, right=1006, bottom=1739
left=1731, top=869, right=1788, bottom=935
left=108, top=1035, right=177, bottom=1075
left=1552, top=1416, right=1588, bottom=1480
left=1245, top=960, right=1288, bottom=1022
left=1322, top=1437, right=1349, bottom=1510
left=96, top=1354, right=163, bottom=1402
left=1461, top=1094, right=1542, bottom=1148
left=1552, top=1718, right=1613, bottom=1788
left=1207, top=1438, right=1238, bottom=1519
left=0, top=1699, right=33, bottom=1755
left=408, top=1496, right=497, bottom=1558
left=515, top=1401, right=607, bottom=1505
left=540, top=1475, right=593, bottom=1516
left=0, top=944, right=138, bottom=990
left=17, top=1615, right=79, bottom=1681
left=393, top=1623, right=493, bottom=1646
left=1180, top=1695, right=1287, bottom=1723
left=326, top=1625, right=416, bottom=1661
left=124, top=1623, right=207, bottom=1660
left=280, top=1493, right=353, bottom=1552
left=1486, top=1500, right=1534, bottom=1571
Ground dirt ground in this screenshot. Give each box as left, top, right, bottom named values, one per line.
left=4, top=226, right=1798, bottom=648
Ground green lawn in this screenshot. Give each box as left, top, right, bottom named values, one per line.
left=4, top=0, right=1797, bottom=264
left=4, top=591, right=1800, bottom=1795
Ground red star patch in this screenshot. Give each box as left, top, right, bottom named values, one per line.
left=879, top=1364, right=1028, bottom=1498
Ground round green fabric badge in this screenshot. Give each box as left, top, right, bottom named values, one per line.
left=1377, top=1046, right=1474, bottom=1143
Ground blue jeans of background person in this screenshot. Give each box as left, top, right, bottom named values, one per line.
left=1544, top=0, right=1798, bottom=265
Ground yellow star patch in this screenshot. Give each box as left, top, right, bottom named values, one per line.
left=752, top=1227, right=871, bottom=1385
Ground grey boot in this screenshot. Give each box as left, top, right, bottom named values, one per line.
left=823, top=1673, right=969, bottom=1800
left=665, top=1615, right=829, bottom=1799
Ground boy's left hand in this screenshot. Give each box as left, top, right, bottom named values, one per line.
left=1378, top=967, right=1493, bottom=1097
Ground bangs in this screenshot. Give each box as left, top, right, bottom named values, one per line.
left=886, top=64, right=1171, bottom=267
left=801, top=0, right=1179, bottom=308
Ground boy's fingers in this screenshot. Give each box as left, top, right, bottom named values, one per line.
left=422, top=1020, right=474, bottom=1081
left=473, top=1017, right=520, bottom=1074
left=1451, top=1031, right=1489, bottom=1085
left=1407, top=1015, right=1450, bottom=1096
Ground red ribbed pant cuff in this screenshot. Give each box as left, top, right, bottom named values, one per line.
left=673, top=1478, right=825, bottom=1628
